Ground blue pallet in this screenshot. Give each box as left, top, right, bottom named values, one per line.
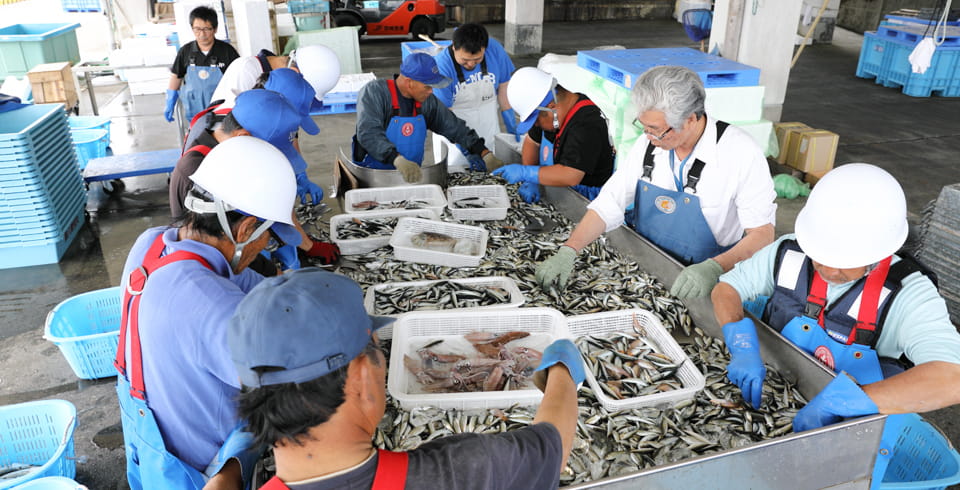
left=856, top=32, right=960, bottom=97
left=884, top=14, right=960, bottom=26
left=577, top=48, right=761, bottom=89
left=321, top=90, right=359, bottom=105
left=876, top=23, right=960, bottom=47
left=1, top=187, right=85, bottom=227
left=309, top=99, right=357, bottom=115
left=60, top=0, right=100, bottom=12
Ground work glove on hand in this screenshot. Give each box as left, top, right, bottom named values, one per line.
left=670, top=259, right=724, bottom=298
left=164, top=89, right=179, bottom=123
left=535, top=245, right=577, bottom=290
left=492, top=164, right=540, bottom=184
left=533, top=339, right=586, bottom=392
left=482, top=151, right=506, bottom=172
left=793, top=372, right=879, bottom=433
left=393, top=155, right=422, bottom=183
left=272, top=244, right=301, bottom=271
left=723, top=318, right=766, bottom=409
left=501, top=108, right=519, bottom=141
left=518, top=181, right=541, bottom=203
left=295, top=172, right=324, bottom=205
left=302, top=238, right=341, bottom=265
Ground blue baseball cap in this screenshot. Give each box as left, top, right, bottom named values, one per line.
left=265, top=68, right=320, bottom=135
left=232, top=89, right=309, bottom=175
left=228, top=268, right=394, bottom=387
left=517, top=91, right=555, bottom=135
left=400, top=53, right=451, bottom=88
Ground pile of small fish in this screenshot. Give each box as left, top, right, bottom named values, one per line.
left=374, top=280, right=512, bottom=315
left=409, top=231, right=478, bottom=256
left=352, top=198, right=432, bottom=211
left=336, top=216, right=400, bottom=240
left=402, top=332, right=542, bottom=393
left=578, top=332, right=686, bottom=401
left=450, top=196, right=501, bottom=209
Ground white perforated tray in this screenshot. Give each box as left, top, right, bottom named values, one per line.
left=445, top=185, right=510, bottom=221
left=329, top=209, right=435, bottom=255
left=344, top=184, right=446, bottom=218
left=389, top=217, right=488, bottom=267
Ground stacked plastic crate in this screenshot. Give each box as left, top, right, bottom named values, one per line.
left=856, top=14, right=960, bottom=97
left=0, top=104, right=86, bottom=269
left=575, top=47, right=776, bottom=163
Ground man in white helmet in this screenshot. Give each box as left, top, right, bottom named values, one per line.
left=116, top=136, right=300, bottom=490
left=535, top=65, right=776, bottom=299
left=490, top=66, right=614, bottom=203
left=712, top=163, right=960, bottom=432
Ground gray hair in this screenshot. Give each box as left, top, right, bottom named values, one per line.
left=631, top=66, right=706, bottom=129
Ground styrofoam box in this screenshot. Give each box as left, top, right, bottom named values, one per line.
left=732, top=119, right=777, bottom=158
left=389, top=217, right=488, bottom=267
left=329, top=208, right=435, bottom=255
left=445, top=185, right=510, bottom=221
left=387, top=307, right=567, bottom=410
left=344, top=184, right=446, bottom=219
left=493, top=132, right=522, bottom=164
left=567, top=308, right=705, bottom=412
left=364, top=276, right=525, bottom=317
left=705, top=85, right=765, bottom=124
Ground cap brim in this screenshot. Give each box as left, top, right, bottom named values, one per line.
left=517, top=112, right=538, bottom=135
left=424, top=75, right=452, bottom=89
left=271, top=222, right=302, bottom=247
left=300, top=114, right=320, bottom=135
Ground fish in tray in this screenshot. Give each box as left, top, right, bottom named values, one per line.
left=409, top=231, right=478, bottom=255
left=352, top=198, right=432, bottom=211
left=451, top=196, right=500, bottom=209
left=337, top=216, right=400, bottom=240
left=374, top=280, right=511, bottom=315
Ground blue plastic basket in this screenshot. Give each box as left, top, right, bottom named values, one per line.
left=874, top=413, right=960, bottom=490
left=43, top=286, right=121, bottom=379
left=12, top=477, right=85, bottom=489
left=70, top=129, right=108, bottom=171
left=66, top=115, right=110, bottom=139
left=0, top=400, right=77, bottom=489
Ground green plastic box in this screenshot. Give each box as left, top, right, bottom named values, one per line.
left=0, top=23, right=81, bottom=78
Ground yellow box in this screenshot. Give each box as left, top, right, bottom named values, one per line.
left=774, top=122, right=811, bottom=164
left=27, top=61, right=77, bottom=108
left=792, top=129, right=839, bottom=174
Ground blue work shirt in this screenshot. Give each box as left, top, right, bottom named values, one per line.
left=119, top=227, right=264, bottom=471
left=431, top=37, right=515, bottom=108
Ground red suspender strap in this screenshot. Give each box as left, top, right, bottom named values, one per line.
left=115, top=234, right=212, bottom=400
left=554, top=99, right=595, bottom=152
left=850, top=256, right=893, bottom=345
left=807, top=272, right=829, bottom=327
left=258, top=476, right=290, bottom=490
left=386, top=79, right=419, bottom=116
left=185, top=145, right=212, bottom=157
left=371, top=449, right=409, bottom=490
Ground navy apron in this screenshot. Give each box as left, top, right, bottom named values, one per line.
left=355, top=80, right=427, bottom=170
left=554, top=100, right=602, bottom=200
left=180, top=53, right=224, bottom=122
left=630, top=121, right=731, bottom=265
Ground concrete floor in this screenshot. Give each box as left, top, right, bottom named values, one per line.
left=1, top=19, right=958, bottom=489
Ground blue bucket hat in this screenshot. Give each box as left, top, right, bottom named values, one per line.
left=229, top=268, right=394, bottom=388
left=264, top=68, right=321, bottom=135
left=400, top=53, right=451, bottom=88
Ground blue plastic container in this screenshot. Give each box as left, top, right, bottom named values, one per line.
left=60, top=0, right=101, bottom=12
left=43, top=286, right=121, bottom=380
left=67, top=115, right=110, bottom=135
left=12, top=477, right=85, bottom=489
left=856, top=32, right=960, bottom=97
left=0, top=400, right=77, bottom=489
left=70, top=128, right=108, bottom=171
left=873, top=413, right=960, bottom=490
left=0, top=23, right=81, bottom=78
left=577, top=47, right=761, bottom=89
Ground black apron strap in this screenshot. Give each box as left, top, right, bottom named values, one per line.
left=641, top=141, right=656, bottom=181
left=448, top=45, right=466, bottom=84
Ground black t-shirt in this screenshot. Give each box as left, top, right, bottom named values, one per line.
left=528, top=94, right=615, bottom=188
left=170, top=40, right=240, bottom=80
left=287, top=423, right=563, bottom=490
left=169, top=130, right=219, bottom=218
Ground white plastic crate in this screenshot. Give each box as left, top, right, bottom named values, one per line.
left=445, top=185, right=510, bottom=221
left=389, top=217, right=488, bottom=267
left=329, top=209, right=435, bottom=255
left=387, top=307, right=568, bottom=411
left=567, top=308, right=705, bottom=412
left=344, top=184, right=446, bottom=218
left=364, top=276, right=525, bottom=316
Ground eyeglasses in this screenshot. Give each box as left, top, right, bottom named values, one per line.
left=192, top=27, right=214, bottom=34
left=633, top=118, right=673, bottom=141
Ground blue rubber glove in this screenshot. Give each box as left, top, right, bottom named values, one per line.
left=722, top=318, right=766, bottom=408
left=295, top=172, right=323, bottom=205
left=273, top=244, right=300, bottom=271
left=164, top=89, right=179, bottom=123
left=492, top=164, right=540, bottom=185
left=532, top=339, right=586, bottom=392
left=518, top=181, right=541, bottom=203
left=793, top=372, right=879, bottom=432
left=501, top=108, right=519, bottom=141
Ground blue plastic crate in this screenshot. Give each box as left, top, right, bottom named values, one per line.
left=577, top=47, right=761, bottom=89
left=0, top=400, right=77, bottom=489
left=401, top=40, right=451, bottom=60
left=60, top=0, right=100, bottom=12
left=309, top=98, right=357, bottom=115
left=872, top=413, right=960, bottom=490
left=877, top=23, right=960, bottom=48
left=43, top=286, right=121, bottom=379
left=11, top=477, right=84, bottom=489
left=0, top=24, right=81, bottom=78
left=70, top=129, right=108, bottom=171
left=857, top=32, right=960, bottom=97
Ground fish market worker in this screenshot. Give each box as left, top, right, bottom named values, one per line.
left=352, top=52, right=505, bottom=183
left=535, top=65, right=775, bottom=299
left=712, top=164, right=960, bottom=431
left=431, top=23, right=517, bottom=168
left=228, top=267, right=584, bottom=489
left=164, top=6, right=239, bottom=123
left=116, top=136, right=301, bottom=489
left=491, top=67, right=615, bottom=203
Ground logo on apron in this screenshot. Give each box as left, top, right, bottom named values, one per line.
left=542, top=145, right=550, bottom=162
left=654, top=196, right=677, bottom=214
left=814, top=345, right=836, bottom=370
left=197, top=69, right=209, bottom=80
left=401, top=122, right=415, bottom=137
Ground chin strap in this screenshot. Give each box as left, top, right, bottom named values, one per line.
left=213, top=198, right=274, bottom=270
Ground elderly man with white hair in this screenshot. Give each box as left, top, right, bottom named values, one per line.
left=535, top=65, right=776, bottom=299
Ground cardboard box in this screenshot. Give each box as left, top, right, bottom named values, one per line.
left=792, top=129, right=839, bottom=174
left=774, top=122, right=811, bottom=164
left=27, top=61, right=77, bottom=108
left=804, top=168, right=829, bottom=186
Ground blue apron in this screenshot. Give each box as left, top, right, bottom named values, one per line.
left=356, top=79, right=427, bottom=170
left=630, top=121, right=731, bottom=265
left=181, top=62, right=224, bottom=122
left=116, top=235, right=260, bottom=489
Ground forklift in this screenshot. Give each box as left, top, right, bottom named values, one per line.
left=332, top=0, right=447, bottom=38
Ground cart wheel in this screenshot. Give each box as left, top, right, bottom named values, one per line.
left=103, top=179, right=125, bottom=195
left=410, top=17, right=436, bottom=39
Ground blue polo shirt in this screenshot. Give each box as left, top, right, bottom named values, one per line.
left=119, top=227, right=264, bottom=471
left=432, top=37, right=515, bottom=108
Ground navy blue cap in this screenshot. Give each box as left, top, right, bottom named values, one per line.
left=228, top=268, right=394, bottom=388
left=517, top=91, right=555, bottom=135
left=400, top=53, right=451, bottom=88
left=264, top=68, right=320, bottom=135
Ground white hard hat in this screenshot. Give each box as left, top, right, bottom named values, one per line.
left=795, top=163, right=908, bottom=269
left=507, top=67, right=556, bottom=133
left=291, top=44, right=341, bottom=99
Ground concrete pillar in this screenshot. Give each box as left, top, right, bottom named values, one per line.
left=504, top=0, right=543, bottom=56
left=711, top=0, right=803, bottom=121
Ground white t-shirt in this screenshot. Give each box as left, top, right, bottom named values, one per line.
left=587, top=116, right=777, bottom=247
left=209, top=55, right=266, bottom=109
